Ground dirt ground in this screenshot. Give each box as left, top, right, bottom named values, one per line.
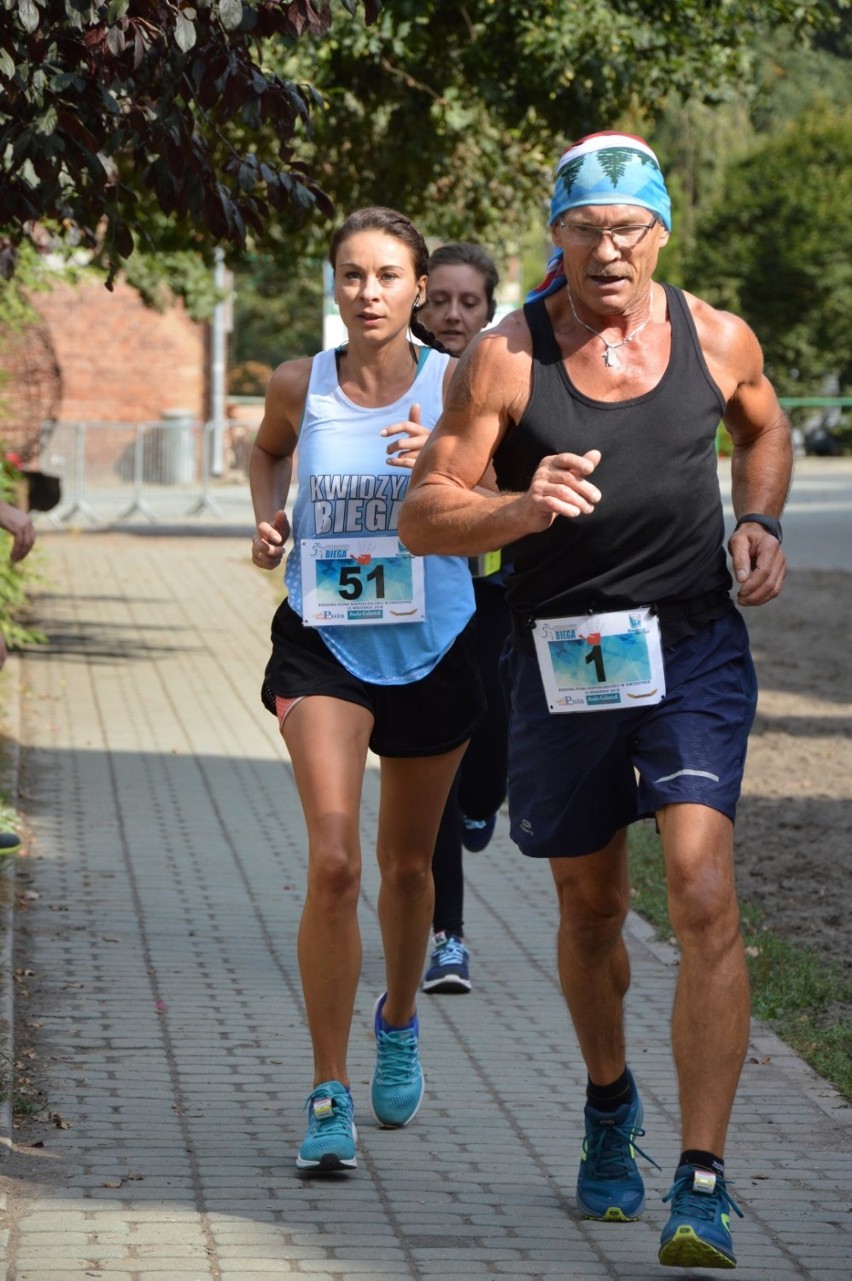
left=734, top=567, right=852, bottom=978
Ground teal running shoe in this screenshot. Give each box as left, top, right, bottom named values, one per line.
left=369, top=993, right=425, bottom=1128
left=296, top=1081, right=357, bottom=1172
left=659, top=1163, right=743, bottom=1268
left=576, top=1070, right=659, bottom=1221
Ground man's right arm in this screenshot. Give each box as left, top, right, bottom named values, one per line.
left=399, top=321, right=602, bottom=556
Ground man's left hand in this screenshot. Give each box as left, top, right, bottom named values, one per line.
left=729, top=523, right=786, bottom=605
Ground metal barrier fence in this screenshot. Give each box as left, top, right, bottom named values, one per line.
left=31, top=398, right=852, bottom=528
left=35, top=416, right=259, bottom=527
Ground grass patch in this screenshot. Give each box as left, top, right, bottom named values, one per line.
left=0, top=1072, right=48, bottom=1124
left=628, top=820, right=852, bottom=1100
left=0, top=799, right=20, bottom=835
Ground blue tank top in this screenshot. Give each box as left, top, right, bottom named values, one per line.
left=494, top=285, right=732, bottom=640
left=285, top=345, right=475, bottom=684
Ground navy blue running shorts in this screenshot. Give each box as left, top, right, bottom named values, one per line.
left=261, top=600, right=485, bottom=758
left=503, top=610, right=757, bottom=858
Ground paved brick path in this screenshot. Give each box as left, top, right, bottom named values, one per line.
left=1, top=529, right=850, bottom=1280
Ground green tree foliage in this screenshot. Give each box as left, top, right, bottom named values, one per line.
left=229, top=0, right=846, bottom=363
left=276, top=0, right=842, bottom=255
left=684, top=106, right=852, bottom=396
left=0, top=0, right=380, bottom=282
left=649, top=25, right=851, bottom=243
left=122, top=249, right=224, bottom=321
left=814, top=0, right=852, bottom=55
left=640, top=26, right=850, bottom=315
left=2, top=1, right=846, bottom=373
left=230, top=253, right=323, bottom=369
left=1, top=0, right=842, bottom=283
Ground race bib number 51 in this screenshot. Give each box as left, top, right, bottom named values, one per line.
left=300, top=536, right=425, bottom=626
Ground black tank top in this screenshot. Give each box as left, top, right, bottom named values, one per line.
left=493, top=284, right=733, bottom=647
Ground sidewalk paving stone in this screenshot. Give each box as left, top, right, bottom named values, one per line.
left=0, top=529, right=850, bottom=1280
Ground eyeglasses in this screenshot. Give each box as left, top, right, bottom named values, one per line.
left=557, top=218, right=658, bottom=249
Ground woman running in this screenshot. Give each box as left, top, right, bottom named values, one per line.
left=418, top=244, right=512, bottom=995
left=250, top=208, right=485, bottom=1173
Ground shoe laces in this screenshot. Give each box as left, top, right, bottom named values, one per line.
left=583, top=1114, right=660, bottom=1177
left=304, top=1084, right=352, bottom=1138
left=433, top=933, right=466, bottom=966
left=662, top=1168, right=743, bottom=1222
left=375, top=1026, right=419, bottom=1086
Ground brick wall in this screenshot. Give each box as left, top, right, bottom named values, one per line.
left=32, top=273, right=209, bottom=425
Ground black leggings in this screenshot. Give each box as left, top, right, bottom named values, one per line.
left=432, top=578, right=511, bottom=936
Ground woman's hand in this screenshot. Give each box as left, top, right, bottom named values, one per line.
left=382, top=403, right=429, bottom=469
left=252, top=509, right=290, bottom=570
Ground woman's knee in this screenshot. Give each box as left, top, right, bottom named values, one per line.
left=378, top=848, right=433, bottom=899
left=306, top=841, right=361, bottom=907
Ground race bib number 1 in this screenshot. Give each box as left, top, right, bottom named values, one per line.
left=533, top=607, right=666, bottom=713
left=300, top=536, right=425, bottom=626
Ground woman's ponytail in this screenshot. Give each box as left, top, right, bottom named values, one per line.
left=410, top=308, right=452, bottom=356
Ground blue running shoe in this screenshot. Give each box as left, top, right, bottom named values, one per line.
left=369, top=993, right=425, bottom=1128
left=296, top=1081, right=357, bottom=1172
left=461, top=812, right=497, bottom=852
left=576, top=1070, right=659, bottom=1221
left=422, top=932, right=471, bottom=994
left=659, top=1163, right=743, bottom=1269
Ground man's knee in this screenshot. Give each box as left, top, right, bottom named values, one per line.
left=659, top=805, right=741, bottom=946
left=551, top=840, right=630, bottom=940
left=667, top=858, right=741, bottom=953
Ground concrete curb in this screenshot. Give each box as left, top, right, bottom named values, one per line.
left=0, top=651, right=22, bottom=1162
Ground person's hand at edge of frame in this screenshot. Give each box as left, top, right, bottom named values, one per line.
left=0, top=500, right=36, bottom=564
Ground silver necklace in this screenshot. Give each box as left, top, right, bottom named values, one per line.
left=566, top=286, right=653, bottom=368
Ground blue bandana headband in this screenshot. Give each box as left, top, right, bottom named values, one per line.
left=527, top=131, right=671, bottom=303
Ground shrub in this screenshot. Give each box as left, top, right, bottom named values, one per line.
left=229, top=361, right=273, bottom=397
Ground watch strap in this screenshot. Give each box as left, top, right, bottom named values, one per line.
left=734, top=512, right=783, bottom=545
